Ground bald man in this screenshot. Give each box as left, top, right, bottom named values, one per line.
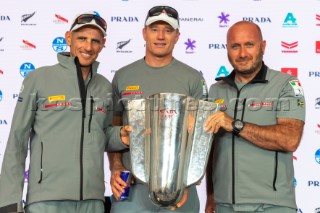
left=205, top=21, right=305, bottom=213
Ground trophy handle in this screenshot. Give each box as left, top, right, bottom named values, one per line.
left=126, top=99, right=148, bottom=183
left=185, top=101, right=219, bottom=186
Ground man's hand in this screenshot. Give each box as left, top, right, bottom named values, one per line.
left=169, top=188, right=189, bottom=211
left=205, top=194, right=216, bottom=213
left=205, top=111, right=233, bottom=134
left=120, top=125, right=132, bottom=146
left=110, top=164, right=128, bottom=200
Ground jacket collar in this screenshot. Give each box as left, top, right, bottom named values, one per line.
left=57, top=52, right=100, bottom=75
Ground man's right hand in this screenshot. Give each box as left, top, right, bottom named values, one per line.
left=205, top=195, right=216, bottom=213
left=110, top=164, right=128, bottom=200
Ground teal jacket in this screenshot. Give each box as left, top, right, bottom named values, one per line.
left=209, top=63, right=305, bottom=209
left=0, top=53, right=127, bottom=212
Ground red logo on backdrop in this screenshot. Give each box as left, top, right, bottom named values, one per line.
left=0, top=70, right=3, bottom=75
left=22, top=40, right=36, bottom=49
left=315, top=122, right=320, bottom=135
left=316, top=14, right=320, bottom=26
left=281, top=41, right=298, bottom=53
left=55, top=14, right=68, bottom=23
left=316, top=41, right=320, bottom=53
left=281, top=68, right=298, bottom=77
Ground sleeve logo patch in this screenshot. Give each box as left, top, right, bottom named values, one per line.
left=289, top=80, right=304, bottom=97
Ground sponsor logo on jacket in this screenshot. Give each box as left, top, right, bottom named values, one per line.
left=48, top=95, right=66, bottom=102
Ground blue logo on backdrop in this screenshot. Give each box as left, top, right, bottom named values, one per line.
left=294, top=177, right=297, bottom=187
left=309, top=71, right=320, bottom=77
left=216, top=66, right=230, bottom=78
left=208, top=43, right=227, bottom=49
left=0, top=15, right=10, bottom=21
left=179, top=17, right=204, bottom=22
left=0, top=119, right=7, bottom=125
left=110, top=16, right=138, bottom=22
left=52, top=37, right=67, bottom=52
left=20, top=62, right=35, bottom=78
left=242, top=17, right=271, bottom=23
left=282, top=13, right=298, bottom=28
left=13, top=94, right=19, bottom=99
left=308, top=180, right=320, bottom=187
left=315, top=148, right=320, bottom=164
left=0, top=90, right=2, bottom=102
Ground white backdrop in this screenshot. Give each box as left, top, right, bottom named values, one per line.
left=1, top=0, right=320, bottom=212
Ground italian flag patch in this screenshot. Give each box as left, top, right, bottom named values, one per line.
left=289, top=80, right=304, bottom=97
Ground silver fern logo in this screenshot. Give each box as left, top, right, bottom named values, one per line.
left=21, top=12, right=35, bottom=23
left=21, top=12, right=36, bottom=26
left=116, top=39, right=132, bottom=53
left=117, top=39, right=131, bottom=49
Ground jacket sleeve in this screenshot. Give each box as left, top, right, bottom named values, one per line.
left=0, top=73, right=37, bottom=212
left=105, top=126, right=128, bottom=152
left=192, top=71, right=208, bottom=100
left=104, top=91, right=127, bottom=152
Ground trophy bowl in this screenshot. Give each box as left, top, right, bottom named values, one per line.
left=125, top=93, right=219, bottom=207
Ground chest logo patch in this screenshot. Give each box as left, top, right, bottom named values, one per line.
left=122, top=91, right=144, bottom=96
left=214, top=99, right=224, bottom=104
left=126, top=85, right=140, bottom=91
left=48, top=95, right=66, bottom=102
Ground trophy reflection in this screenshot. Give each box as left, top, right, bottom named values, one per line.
left=125, top=93, right=219, bottom=208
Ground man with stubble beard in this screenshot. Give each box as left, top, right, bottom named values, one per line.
left=205, top=21, right=305, bottom=213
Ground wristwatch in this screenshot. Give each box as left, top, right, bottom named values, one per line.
left=232, top=119, right=245, bottom=135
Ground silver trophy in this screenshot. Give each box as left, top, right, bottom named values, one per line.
left=125, top=93, right=219, bottom=208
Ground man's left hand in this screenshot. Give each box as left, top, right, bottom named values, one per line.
left=120, top=125, right=132, bottom=146
left=170, top=188, right=189, bottom=211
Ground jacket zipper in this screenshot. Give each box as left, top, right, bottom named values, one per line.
left=88, top=96, right=94, bottom=133
left=231, top=83, right=278, bottom=203
left=75, top=57, right=88, bottom=200
left=273, top=151, right=278, bottom=191
left=232, top=87, right=246, bottom=204
left=38, top=142, right=43, bottom=183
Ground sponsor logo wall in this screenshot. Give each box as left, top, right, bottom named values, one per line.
left=0, top=0, right=319, bottom=212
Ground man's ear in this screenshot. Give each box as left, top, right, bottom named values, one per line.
left=174, top=30, right=180, bottom=44
left=65, top=31, right=72, bottom=46
left=142, top=27, right=147, bottom=41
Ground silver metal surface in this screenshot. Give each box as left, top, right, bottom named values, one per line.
left=125, top=99, right=148, bottom=183
left=126, top=93, right=219, bottom=208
